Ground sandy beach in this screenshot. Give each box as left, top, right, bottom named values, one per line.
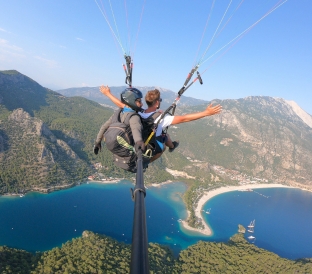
left=89, top=179, right=121, bottom=184
left=181, top=210, right=212, bottom=236
left=150, top=180, right=173, bottom=188
left=181, top=183, right=295, bottom=236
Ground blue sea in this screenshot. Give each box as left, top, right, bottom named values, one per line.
left=0, top=181, right=312, bottom=260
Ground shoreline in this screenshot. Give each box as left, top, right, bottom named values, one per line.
left=181, top=183, right=296, bottom=236
left=181, top=209, right=212, bottom=236
left=87, top=179, right=123, bottom=184
left=150, top=180, right=173, bottom=188
left=2, top=178, right=178, bottom=197
left=1, top=178, right=124, bottom=197
left=1, top=181, right=302, bottom=237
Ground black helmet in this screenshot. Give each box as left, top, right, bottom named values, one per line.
left=120, top=87, right=143, bottom=112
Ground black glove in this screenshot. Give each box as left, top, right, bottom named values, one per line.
left=134, top=141, right=146, bottom=153
left=93, top=142, right=102, bottom=155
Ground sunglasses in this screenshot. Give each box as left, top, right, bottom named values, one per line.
left=158, top=98, right=162, bottom=102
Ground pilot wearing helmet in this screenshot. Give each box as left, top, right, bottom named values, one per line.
left=94, top=87, right=145, bottom=155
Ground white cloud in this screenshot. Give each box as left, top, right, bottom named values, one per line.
left=0, top=39, right=57, bottom=69
left=0, top=38, right=23, bottom=52
left=0, top=39, right=25, bottom=62
left=76, top=37, right=84, bottom=41
left=0, top=27, right=10, bottom=33
left=34, top=55, right=58, bottom=68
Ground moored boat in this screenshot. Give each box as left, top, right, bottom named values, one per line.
left=248, top=219, right=255, bottom=228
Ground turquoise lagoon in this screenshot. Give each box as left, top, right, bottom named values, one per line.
left=0, top=181, right=312, bottom=259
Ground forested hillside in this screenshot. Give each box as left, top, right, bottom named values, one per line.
left=0, top=71, right=179, bottom=194
left=1, top=232, right=311, bottom=273
left=0, top=70, right=128, bottom=194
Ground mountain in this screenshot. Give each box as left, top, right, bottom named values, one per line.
left=285, top=100, right=312, bottom=128
left=1, top=70, right=312, bottom=198
left=0, top=108, right=89, bottom=192
left=57, top=83, right=312, bottom=187
left=0, top=70, right=118, bottom=194
left=56, top=85, right=208, bottom=110
left=173, top=96, right=312, bottom=187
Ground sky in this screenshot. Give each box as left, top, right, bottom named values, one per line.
left=1, top=0, right=311, bottom=114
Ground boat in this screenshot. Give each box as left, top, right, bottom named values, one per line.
left=205, top=208, right=211, bottom=214
left=248, top=219, right=255, bottom=228
left=247, top=226, right=254, bottom=233
left=247, top=219, right=256, bottom=241
left=177, top=219, right=182, bottom=223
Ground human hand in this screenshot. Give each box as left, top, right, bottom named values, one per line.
left=99, top=85, right=111, bottom=96
left=134, top=141, right=146, bottom=153
left=93, top=142, right=102, bottom=155
left=205, top=104, right=222, bottom=116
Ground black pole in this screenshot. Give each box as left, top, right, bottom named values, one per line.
left=130, top=150, right=149, bottom=274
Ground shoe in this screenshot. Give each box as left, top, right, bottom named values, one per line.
left=169, top=141, right=179, bottom=152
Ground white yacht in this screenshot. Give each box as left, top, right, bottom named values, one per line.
left=248, top=219, right=255, bottom=228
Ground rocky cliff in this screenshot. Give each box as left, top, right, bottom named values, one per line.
left=0, top=70, right=112, bottom=194
left=173, top=96, right=312, bottom=189
left=0, top=108, right=89, bottom=193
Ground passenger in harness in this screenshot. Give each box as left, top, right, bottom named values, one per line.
left=93, top=87, right=146, bottom=172
left=142, top=88, right=222, bottom=161
left=139, top=89, right=179, bottom=162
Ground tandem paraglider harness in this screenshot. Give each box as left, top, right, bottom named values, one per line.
left=104, top=59, right=204, bottom=173
left=103, top=107, right=153, bottom=173
left=143, top=65, right=203, bottom=147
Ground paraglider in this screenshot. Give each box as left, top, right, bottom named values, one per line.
left=94, top=0, right=289, bottom=172
left=93, top=1, right=289, bottom=273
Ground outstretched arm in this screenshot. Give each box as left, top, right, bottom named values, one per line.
left=100, top=85, right=126, bottom=108
left=171, top=103, right=222, bottom=125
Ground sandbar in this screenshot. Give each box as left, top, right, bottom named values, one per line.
left=181, top=183, right=295, bottom=236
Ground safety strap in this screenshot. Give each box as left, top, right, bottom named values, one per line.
left=143, top=112, right=162, bottom=146
left=130, top=187, right=146, bottom=201
left=144, top=66, right=204, bottom=144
